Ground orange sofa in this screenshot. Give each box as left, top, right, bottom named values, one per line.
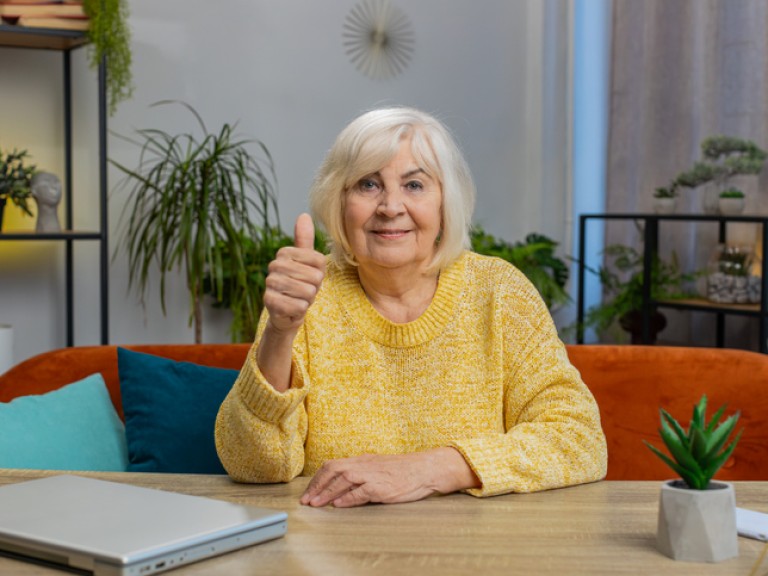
left=1, top=343, right=767, bottom=481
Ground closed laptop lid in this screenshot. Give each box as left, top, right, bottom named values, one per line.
left=0, top=474, right=287, bottom=575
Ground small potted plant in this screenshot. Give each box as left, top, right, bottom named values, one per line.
left=717, top=187, right=745, bottom=215
left=652, top=185, right=677, bottom=214
left=645, top=395, right=742, bottom=562
left=575, top=243, right=699, bottom=344
left=0, top=148, right=36, bottom=232
left=674, top=135, right=766, bottom=214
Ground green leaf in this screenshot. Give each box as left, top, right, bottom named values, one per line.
left=660, top=409, right=689, bottom=447
left=701, top=413, right=740, bottom=465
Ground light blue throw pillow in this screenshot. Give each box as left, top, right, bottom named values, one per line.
left=0, top=373, right=129, bottom=471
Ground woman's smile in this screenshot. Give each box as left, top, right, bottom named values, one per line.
left=344, top=136, right=443, bottom=274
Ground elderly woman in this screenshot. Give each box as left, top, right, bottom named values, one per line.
left=215, top=107, right=607, bottom=507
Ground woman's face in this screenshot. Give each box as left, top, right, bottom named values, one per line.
left=343, top=137, right=442, bottom=275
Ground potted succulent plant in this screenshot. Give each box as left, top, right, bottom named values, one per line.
left=111, top=101, right=280, bottom=343
left=652, top=185, right=677, bottom=214
left=0, top=148, right=36, bottom=232
left=645, top=395, right=742, bottom=562
left=717, top=188, right=746, bottom=215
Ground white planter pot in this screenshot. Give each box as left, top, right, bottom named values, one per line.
left=718, top=197, right=745, bottom=215
left=657, top=479, right=738, bottom=562
left=653, top=197, right=676, bottom=214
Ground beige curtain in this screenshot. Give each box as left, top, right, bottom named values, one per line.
left=605, top=0, right=768, bottom=351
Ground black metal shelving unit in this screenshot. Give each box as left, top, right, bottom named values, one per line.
left=0, top=25, right=108, bottom=346
left=577, top=213, right=768, bottom=353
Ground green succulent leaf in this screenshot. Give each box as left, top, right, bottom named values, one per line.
left=702, top=413, right=740, bottom=464
left=644, top=441, right=695, bottom=481
left=659, top=422, right=703, bottom=477
left=705, top=404, right=727, bottom=434
left=660, top=409, right=689, bottom=448
left=645, top=394, right=743, bottom=490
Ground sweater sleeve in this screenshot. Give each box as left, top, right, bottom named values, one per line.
left=214, top=316, right=310, bottom=483
left=448, top=272, right=607, bottom=497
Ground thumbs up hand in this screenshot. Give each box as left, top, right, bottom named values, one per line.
left=262, top=213, right=326, bottom=334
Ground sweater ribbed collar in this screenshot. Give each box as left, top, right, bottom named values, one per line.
left=332, top=252, right=467, bottom=347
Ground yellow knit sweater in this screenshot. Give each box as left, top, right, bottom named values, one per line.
left=215, top=251, right=607, bottom=497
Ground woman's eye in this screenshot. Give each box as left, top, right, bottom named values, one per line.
left=405, top=180, right=424, bottom=191
left=358, top=179, right=379, bottom=192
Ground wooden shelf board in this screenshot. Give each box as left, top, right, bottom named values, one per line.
left=0, top=25, right=88, bottom=50
left=657, top=297, right=761, bottom=314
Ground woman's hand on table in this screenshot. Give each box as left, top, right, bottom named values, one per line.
left=300, top=447, right=480, bottom=508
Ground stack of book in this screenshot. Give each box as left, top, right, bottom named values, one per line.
left=0, top=0, right=88, bottom=31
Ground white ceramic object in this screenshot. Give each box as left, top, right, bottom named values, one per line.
left=718, top=197, right=745, bottom=216
left=31, top=171, right=62, bottom=233
left=653, top=197, right=676, bottom=214
left=657, top=479, right=738, bottom=562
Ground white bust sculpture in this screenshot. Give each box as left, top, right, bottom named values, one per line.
left=31, top=172, right=62, bottom=233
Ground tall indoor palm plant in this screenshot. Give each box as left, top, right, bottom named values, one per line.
left=112, top=101, right=280, bottom=343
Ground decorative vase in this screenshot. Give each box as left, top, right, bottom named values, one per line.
left=653, top=197, right=676, bottom=214
left=656, top=479, right=738, bottom=562
left=718, top=197, right=745, bottom=216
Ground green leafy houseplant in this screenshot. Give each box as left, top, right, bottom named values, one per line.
left=470, top=227, right=570, bottom=309
left=82, top=0, right=133, bottom=116
left=0, top=148, right=37, bottom=229
left=112, top=101, right=280, bottom=343
left=579, top=243, right=699, bottom=341
left=202, top=228, right=329, bottom=343
left=644, top=395, right=742, bottom=490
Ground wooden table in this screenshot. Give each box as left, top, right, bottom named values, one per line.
left=0, top=470, right=766, bottom=575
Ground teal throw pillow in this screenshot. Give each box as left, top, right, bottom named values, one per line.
left=0, top=373, right=128, bottom=471
left=117, top=347, right=237, bottom=474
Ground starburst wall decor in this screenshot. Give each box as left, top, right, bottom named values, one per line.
left=342, top=0, right=415, bottom=81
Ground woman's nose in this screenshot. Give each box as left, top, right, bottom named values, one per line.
left=376, top=186, right=406, bottom=216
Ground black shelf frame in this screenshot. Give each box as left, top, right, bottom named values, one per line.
left=0, top=26, right=108, bottom=346
left=576, top=213, right=768, bottom=353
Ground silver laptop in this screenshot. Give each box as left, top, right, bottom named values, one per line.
left=0, top=474, right=287, bottom=575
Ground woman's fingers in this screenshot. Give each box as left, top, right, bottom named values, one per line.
left=263, top=214, right=325, bottom=331
left=300, top=466, right=358, bottom=507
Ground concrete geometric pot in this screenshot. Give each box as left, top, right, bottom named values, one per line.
left=657, top=479, right=738, bottom=562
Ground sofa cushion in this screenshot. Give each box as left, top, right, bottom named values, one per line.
left=0, top=373, right=128, bottom=471
left=117, top=348, right=238, bottom=474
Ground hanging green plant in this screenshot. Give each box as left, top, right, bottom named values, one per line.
left=82, top=0, right=134, bottom=116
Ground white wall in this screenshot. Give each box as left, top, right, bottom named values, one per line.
left=0, top=0, right=573, bottom=365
